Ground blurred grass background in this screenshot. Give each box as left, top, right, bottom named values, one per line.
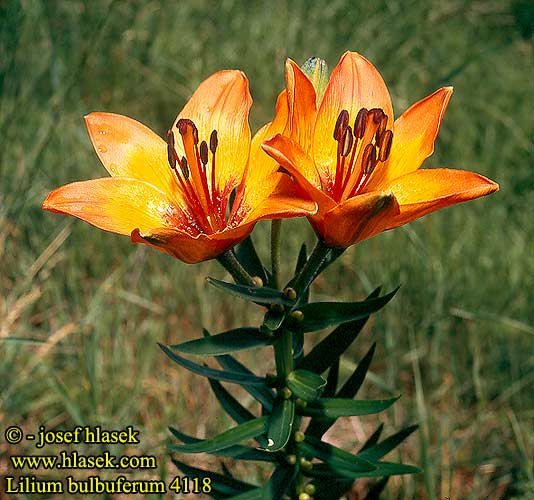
left=1, top=0, right=532, bottom=498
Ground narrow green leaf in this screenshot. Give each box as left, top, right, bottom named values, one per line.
left=298, top=287, right=399, bottom=332
left=227, top=466, right=296, bottom=499
left=171, top=458, right=256, bottom=497
left=266, top=398, right=295, bottom=451
left=169, top=416, right=268, bottom=453
left=169, top=427, right=273, bottom=462
left=171, top=328, right=272, bottom=356
left=312, top=478, right=353, bottom=500
left=304, top=362, right=339, bottom=438
left=358, top=423, right=384, bottom=452
left=358, top=425, right=419, bottom=461
left=300, top=397, right=399, bottom=418
left=293, top=330, right=304, bottom=363
left=336, top=342, right=376, bottom=398
left=159, top=343, right=266, bottom=386
left=297, top=287, right=382, bottom=373
left=286, top=369, right=327, bottom=402
left=262, top=308, right=286, bottom=331
left=305, top=461, right=419, bottom=479
left=207, top=379, right=255, bottom=424
left=364, top=477, right=389, bottom=499
left=323, top=360, right=339, bottom=397
left=214, top=353, right=275, bottom=411
left=300, top=436, right=375, bottom=473
left=227, top=487, right=269, bottom=500
left=207, top=277, right=295, bottom=306
left=234, top=236, right=268, bottom=284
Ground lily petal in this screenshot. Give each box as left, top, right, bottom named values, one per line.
left=173, top=70, right=252, bottom=193
left=313, top=51, right=393, bottom=179
left=367, top=87, right=454, bottom=189
left=284, top=59, right=317, bottom=152
left=236, top=92, right=289, bottom=215
left=84, top=112, right=179, bottom=197
left=42, top=177, right=188, bottom=236
left=384, top=168, right=499, bottom=229
left=131, top=223, right=254, bottom=264
left=262, top=134, right=333, bottom=213
left=244, top=173, right=317, bottom=223
left=312, top=191, right=399, bottom=248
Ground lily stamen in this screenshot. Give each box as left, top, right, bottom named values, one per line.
left=332, top=107, right=394, bottom=201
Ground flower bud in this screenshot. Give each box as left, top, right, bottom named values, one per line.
left=301, top=56, right=329, bottom=104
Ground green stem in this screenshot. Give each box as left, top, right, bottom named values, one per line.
left=274, top=328, right=293, bottom=381
left=291, top=239, right=332, bottom=296
left=270, top=220, right=282, bottom=289
left=216, top=250, right=254, bottom=285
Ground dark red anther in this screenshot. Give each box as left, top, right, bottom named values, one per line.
left=166, top=130, right=176, bottom=169
left=334, top=109, right=349, bottom=141
left=375, top=113, right=388, bottom=142
left=199, top=140, right=209, bottom=165
left=353, top=108, right=368, bottom=139
left=368, top=108, right=384, bottom=124
left=176, top=118, right=199, bottom=144
left=209, top=130, right=218, bottom=154
left=180, top=156, right=190, bottom=179
left=362, top=144, right=377, bottom=174
left=378, top=129, right=393, bottom=161
left=341, top=126, right=353, bottom=157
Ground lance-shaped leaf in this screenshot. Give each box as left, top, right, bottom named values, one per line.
left=266, top=398, right=295, bottom=451
left=304, top=461, right=419, bottom=479
left=364, top=477, right=389, bottom=499
left=299, top=396, right=399, bottom=418
left=358, top=425, right=419, bottom=461
left=297, top=287, right=381, bottom=373
left=169, top=416, right=268, bottom=454
left=214, top=353, right=275, bottom=411
left=286, top=369, right=327, bottom=402
left=286, top=243, right=311, bottom=304
left=306, top=343, right=377, bottom=438
left=171, top=328, right=272, bottom=356
left=227, top=466, right=295, bottom=499
left=312, top=478, right=353, bottom=500
left=172, top=458, right=256, bottom=497
left=207, top=277, right=295, bottom=306
left=169, top=427, right=273, bottom=462
left=298, top=287, right=399, bottom=332
left=359, top=423, right=385, bottom=452
left=159, top=343, right=266, bottom=386
left=234, top=236, right=268, bottom=285
left=300, top=435, right=376, bottom=473
left=337, top=342, right=376, bottom=398
left=262, top=308, right=286, bottom=331
left=207, top=379, right=256, bottom=424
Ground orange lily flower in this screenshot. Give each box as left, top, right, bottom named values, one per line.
left=262, top=52, right=499, bottom=248
left=42, top=71, right=316, bottom=263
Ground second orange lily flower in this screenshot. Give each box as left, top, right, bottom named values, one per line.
left=262, top=52, right=499, bottom=248
left=42, top=71, right=316, bottom=263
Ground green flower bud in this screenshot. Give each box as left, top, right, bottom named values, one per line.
left=290, top=310, right=304, bottom=322
left=294, top=431, right=305, bottom=443
left=283, top=287, right=297, bottom=300
left=250, top=276, right=264, bottom=287
left=301, top=56, right=329, bottom=105
left=280, top=387, right=293, bottom=399
left=304, top=484, right=316, bottom=495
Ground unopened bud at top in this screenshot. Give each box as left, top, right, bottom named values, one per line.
left=301, top=56, right=329, bottom=105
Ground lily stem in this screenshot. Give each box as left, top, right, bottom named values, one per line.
left=270, top=220, right=282, bottom=289
left=274, top=328, right=293, bottom=381
left=217, top=250, right=254, bottom=285
left=292, top=239, right=342, bottom=297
